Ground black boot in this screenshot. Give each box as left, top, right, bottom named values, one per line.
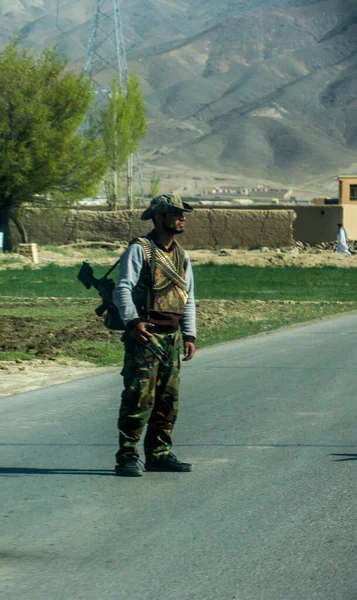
left=115, top=456, right=143, bottom=477
left=145, top=453, right=192, bottom=472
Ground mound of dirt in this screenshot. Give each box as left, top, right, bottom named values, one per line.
left=0, top=313, right=117, bottom=358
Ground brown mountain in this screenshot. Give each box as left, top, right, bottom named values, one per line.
left=1, top=0, right=357, bottom=189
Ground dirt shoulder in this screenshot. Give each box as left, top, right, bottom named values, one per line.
left=0, top=358, right=118, bottom=399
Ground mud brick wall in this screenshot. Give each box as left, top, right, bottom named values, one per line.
left=10, top=208, right=296, bottom=249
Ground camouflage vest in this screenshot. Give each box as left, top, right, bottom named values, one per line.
left=136, top=237, right=188, bottom=315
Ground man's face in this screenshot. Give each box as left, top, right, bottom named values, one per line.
left=162, top=210, right=186, bottom=234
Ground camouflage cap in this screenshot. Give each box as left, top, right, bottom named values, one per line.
left=141, top=193, right=193, bottom=221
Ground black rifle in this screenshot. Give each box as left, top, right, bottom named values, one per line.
left=77, top=259, right=123, bottom=330
left=77, top=259, right=169, bottom=366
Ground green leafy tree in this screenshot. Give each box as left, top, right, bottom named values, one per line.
left=150, top=169, right=161, bottom=198
left=101, top=73, right=147, bottom=210
left=0, top=43, right=107, bottom=250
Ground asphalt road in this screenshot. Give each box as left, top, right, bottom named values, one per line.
left=2, top=313, right=357, bottom=600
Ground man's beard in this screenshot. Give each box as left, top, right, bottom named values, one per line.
left=163, top=224, right=184, bottom=235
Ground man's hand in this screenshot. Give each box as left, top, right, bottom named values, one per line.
left=183, top=341, right=196, bottom=362
left=130, top=322, right=155, bottom=345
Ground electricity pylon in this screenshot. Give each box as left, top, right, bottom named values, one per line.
left=84, top=0, right=144, bottom=208
left=84, top=0, right=128, bottom=98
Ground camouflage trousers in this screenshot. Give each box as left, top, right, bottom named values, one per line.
left=116, top=330, right=181, bottom=462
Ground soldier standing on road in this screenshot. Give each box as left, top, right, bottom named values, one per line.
left=113, top=194, right=196, bottom=477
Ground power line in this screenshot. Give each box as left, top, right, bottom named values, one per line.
left=84, top=0, right=128, bottom=104
left=58, top=0, right=145, bottom=206
left=56, top=0, right=60, bottom=29
left=85, top=0, right=144, bottom=206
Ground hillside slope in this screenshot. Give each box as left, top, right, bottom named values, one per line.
left=1, top=0, right=357, bottom=188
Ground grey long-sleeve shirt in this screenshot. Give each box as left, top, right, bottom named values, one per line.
left=113, top=242, right=197, bottom=339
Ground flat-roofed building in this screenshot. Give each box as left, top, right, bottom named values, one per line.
left=339, top=176, right=357, bottom=204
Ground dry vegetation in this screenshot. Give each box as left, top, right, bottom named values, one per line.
left=2, top=241, right=357, bottom=270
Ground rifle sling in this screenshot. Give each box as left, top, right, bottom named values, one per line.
left=102, top=257, right=121, bottom=280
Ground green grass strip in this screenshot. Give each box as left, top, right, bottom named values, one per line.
left=1, top=264, right=357, bottom=301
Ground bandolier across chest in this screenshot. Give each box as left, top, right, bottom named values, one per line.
left=136, top=237, right=188, bottom=315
